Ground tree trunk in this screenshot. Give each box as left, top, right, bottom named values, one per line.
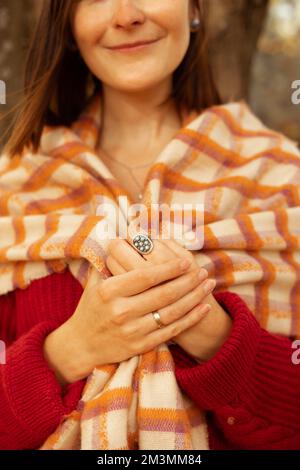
left=207, top=0, right=270, bottom=101
left=0, top=0, right=37, bottom=150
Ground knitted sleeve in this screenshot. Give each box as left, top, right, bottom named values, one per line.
left=170, top=291, right=300, bottom=449
left=0, top=291, right=85, bottom=450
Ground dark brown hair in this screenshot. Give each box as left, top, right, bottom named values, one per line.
left=2, top=0, right=221, bottom=158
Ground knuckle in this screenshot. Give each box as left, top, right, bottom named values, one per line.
left=97, top=282, right=112, bottom=302
left=138, top=338, right=153, bottom=354
left=121, top=323, right=138, bottom=337
left=111, top=311, right=124, bottom=326
left=140, top=269, right=157, bottom=285
left=170, top=323, right=182, bottom=337
left=166, top=305, right=181, bottom=322
left=183, top=252, right=194, bottom=264
left=143, top=341, right=154, bottom=353
left=163, top=285, right=174, bottom=302
left=134, top=338, right=157, bottom=355
left=131, top=340, right=143, bottom=355
left=111, top=300, right=131, bottom=325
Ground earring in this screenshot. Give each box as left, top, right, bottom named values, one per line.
left=190, top=18, right=201, bottom=32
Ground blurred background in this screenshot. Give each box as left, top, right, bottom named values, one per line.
left=0, top=0, right=299, bottom=150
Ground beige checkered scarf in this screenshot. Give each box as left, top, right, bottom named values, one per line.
left=0, top=91, right=299, bottom=449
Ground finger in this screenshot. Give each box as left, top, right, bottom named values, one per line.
left=123, top=272, right=210, bottom=336
left=125, top=267, right=210, bottom=318
left=106, top=255, right=126, bottom=276
left=162, top=239, right=195, bottom=263
left=108, top=237, right=146, bottom=271
left=101, top=257, right=192, bottom=299
left=155, top=277, right=210, bottom=325
left=126, top=220, right=164, bottom=263
left=108, top=236, right=178, bottom=273
left=138, top=238, right=176, bottom=265
left=126, top=225, right=177, bottom=266
left=163, top=239, right=211, bottom=274
left=140, top=303, right=212, bottom=354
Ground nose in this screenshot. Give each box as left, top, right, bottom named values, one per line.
left=112, top=0, right=146, bottom=29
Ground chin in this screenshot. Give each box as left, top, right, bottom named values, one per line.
left=110, top=77, right=162, bottom=92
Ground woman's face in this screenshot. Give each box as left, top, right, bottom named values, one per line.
left=71, top=0, right=195, bottom=92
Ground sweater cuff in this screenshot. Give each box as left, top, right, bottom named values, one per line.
left=1, top=321, right=85, bottom=449
left=171, top=291, right=262, bottom=409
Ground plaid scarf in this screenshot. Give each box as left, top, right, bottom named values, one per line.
left=0, top=91, right=299, bottom=449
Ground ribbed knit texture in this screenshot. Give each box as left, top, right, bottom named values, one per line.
left=172, top=292, right=300, bottom=449
left=0, top=269, right=299, bottom=450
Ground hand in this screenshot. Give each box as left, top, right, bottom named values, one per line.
left=43, top=258, right=212, bottom=385
left=106, top=236, right=232, bottom=363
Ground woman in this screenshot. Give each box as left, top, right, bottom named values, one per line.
left=0, top=0, right=300, bottom=450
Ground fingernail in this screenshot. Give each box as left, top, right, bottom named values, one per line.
left=180, top=258, right=191, bottom=270
left=202, top=278, right=216, bottom=294
left=198, top=269, right=208, bottom=281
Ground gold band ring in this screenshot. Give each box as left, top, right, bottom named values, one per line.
left=152, top=311, right=164, bottom=329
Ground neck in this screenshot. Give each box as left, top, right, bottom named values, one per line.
left=98, top=79, right=183, bottom=155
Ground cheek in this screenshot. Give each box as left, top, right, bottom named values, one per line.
left=151, top=3, right=191, bottom=70
left=72, top=5, right=106, bottom=50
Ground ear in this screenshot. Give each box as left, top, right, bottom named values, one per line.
left=189, top=0, right=199, bottom=22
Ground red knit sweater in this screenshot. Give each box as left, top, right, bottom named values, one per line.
left=0, top=268, right=299, bottom=450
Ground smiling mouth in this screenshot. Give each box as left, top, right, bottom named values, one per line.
left=107, top=38, right=161, bottom=52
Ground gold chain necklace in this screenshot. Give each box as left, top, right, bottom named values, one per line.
left=97, top=104, right=158, bottom=200
left=97, top=101, right=180, bottom=201
left=101, top=150, right=158, bottom=201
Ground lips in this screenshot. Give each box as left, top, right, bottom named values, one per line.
left=107, top=38, right=159, bottom=50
